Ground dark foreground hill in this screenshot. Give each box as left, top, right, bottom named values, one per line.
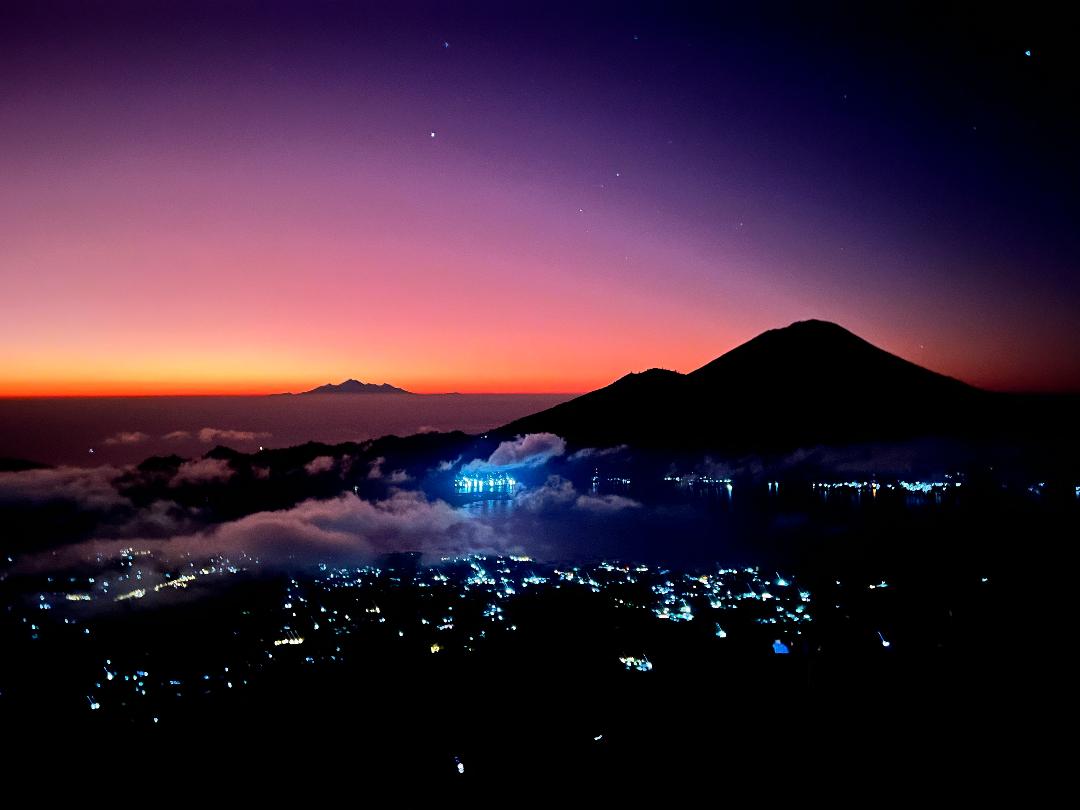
left=496, top=320, right=1073, bottom=455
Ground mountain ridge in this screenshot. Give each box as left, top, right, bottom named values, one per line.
left=495, top=319, right=992, bottom=452
left=279, top=379, right=414, bottom=396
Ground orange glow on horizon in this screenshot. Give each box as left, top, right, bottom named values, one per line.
left=2, top=320, right=1076, bottom=397
left=0, top=381, right=591, bottom=397
left=2, top=8, right=1078, bottom=402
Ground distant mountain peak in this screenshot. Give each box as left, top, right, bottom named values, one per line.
left=773, top=318, right=859, bottom=340
left=782, top=318, right=848, bottom=330
left=715, top=318, right=866, bottom=352
left=688, top=318, right=965, bottom=387
left=293, top=379, right=414, bottom=395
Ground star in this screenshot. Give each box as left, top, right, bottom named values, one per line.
left=443, top=41, right=450, bottom=49
left=1024, top=49, right=1032, bottom=57
left=430, top=131, right=436, bottom=138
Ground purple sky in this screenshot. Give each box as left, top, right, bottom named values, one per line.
left=2, top=2, right=1077, bottom=394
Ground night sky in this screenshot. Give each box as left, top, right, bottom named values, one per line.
left=2, top=1, right=1077, bottom=395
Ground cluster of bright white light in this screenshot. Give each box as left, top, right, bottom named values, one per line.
left=812, top=480, right=962, bottom=494
left=154, top=574, right=196, bottom=591
left=273, top=635, right=305, bottom=646
left=454, top=472, right=517, bottom=495
left=663, top=474, right=732, bottom=486
left=813, top=481, right=881, bottom=491
left=619, top=655, right=653, bottom=672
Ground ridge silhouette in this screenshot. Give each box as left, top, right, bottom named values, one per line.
left=497, top=320, right=988, bottom=452
left=295, top=379, right=413, bottom=395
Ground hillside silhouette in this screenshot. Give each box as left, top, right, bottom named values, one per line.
left=497, top=320, right=1001, bottom=452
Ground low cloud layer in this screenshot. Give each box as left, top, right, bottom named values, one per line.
left=517, top=475, right=641, bottom=514
left=568, top=445, right=628, bottom=462
left=48, top=491, right=500, bottom=568
left=103, top=431, right=150, bottom=446
left=164, top=428, right=271, bottom=444
left=0, top=464, right=204, bottom=548
left=366, top=457, right=410, bottom=482
left=463, top=433, right=566, bottom=472
left=171, top=458, right=235, bottom=486
left=0, top=465, right=127, bottom=510
left=436, top=456, right=462, bottom=472
left=304, top=456, right=336, bottom=475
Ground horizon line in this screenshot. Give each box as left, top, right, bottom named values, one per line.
left=0, top=390, right=589, bottom=399
left=2, top=381, right=1079, bottom=399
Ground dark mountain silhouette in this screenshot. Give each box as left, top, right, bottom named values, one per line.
left=0, top=456, right=49, bottom=473
left=496, top=319, right=1007, bottom=453
left=288, top=379, right=413, bottom=395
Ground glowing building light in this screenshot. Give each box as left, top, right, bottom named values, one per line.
left=619, top=655, right=653, bottom=672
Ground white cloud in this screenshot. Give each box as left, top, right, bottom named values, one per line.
left=163, top=428, right=269, bottom=444
left=197, top=428, right=270, bottom=444
left=206, top=492, right=496, bottom=560
left=568, top=445, right=628, bottom=462
left=61, top=491, right=500, bottom=566
left=463, top=433, right=566, bottom=472
left=304, top=456, right=335, bottom=475
left=0, top=465, right=127, bottom=510
left=366, top=456, right=409, bottom=483
left=516, top=475, right=579, bottom=511
left=574, top=492, right=641, bottom=513
left=516, top=475, right=641, bottom=514
left=171, top=458, right=235, bottom=486
left=103, top=431, right=150, bottom=446
left=436, top=456, right=462, bottom=472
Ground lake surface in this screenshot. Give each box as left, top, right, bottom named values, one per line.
left=0, top=394, right=574, bottom=466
